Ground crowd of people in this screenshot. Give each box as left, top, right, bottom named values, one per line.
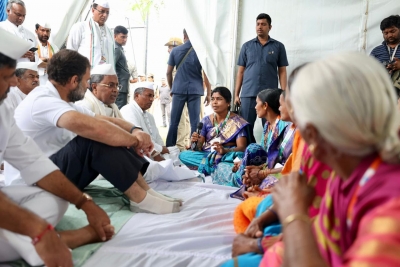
left=0, top=0, right=400, bottom=265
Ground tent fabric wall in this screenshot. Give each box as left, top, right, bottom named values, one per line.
left=184, top=0, right=399, bottom=89
left=14, top=0, right=91, bottom=48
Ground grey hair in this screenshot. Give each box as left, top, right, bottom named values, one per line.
left=7, top=0, right=25, bottom=10
left=89, top=74, right=105, bottom=91
left=134, top=87, right=146, bottom=96
left=15, top=68, right=28, bottom=78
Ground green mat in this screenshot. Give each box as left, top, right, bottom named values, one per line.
left=7, top=179, right=134, bottom=267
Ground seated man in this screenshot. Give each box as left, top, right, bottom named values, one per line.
left=121, top=82, right=176, bottom=162
left=0, top=28, right=113, bottom=266
left=4, top=61, right=39, bottom=110
left=76, top=64, right=123, bottom=118
left=6, top=49, right=181, bottom=214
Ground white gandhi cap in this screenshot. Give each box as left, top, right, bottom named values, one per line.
left=93, top=0, right=110, bottom=8
left=16, top=62, right=38, bottom=72
left=37, top=21, right=52, bottom=29
left=136, top=81, right=154, bottom=90
left=0, top=28, right=31, bottom=60
left=91, top=64, right=116, bottom=75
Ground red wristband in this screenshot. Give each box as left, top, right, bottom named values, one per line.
left=32, top=224, right=54, bottom=245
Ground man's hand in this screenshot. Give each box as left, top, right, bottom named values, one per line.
left=153, top=154, right=165, bottom=162
left=130, top=78, right=138, bottom=83
left=81, top=201, right=114, bottom=242
left=204, top=95, right=211, bottom=106
left=34, top=229, right=73, bottom=267
left=388, top=57, right=400, bottom=73
left=234, top=95, right=241, bottom=106
left=22, top=51, right=34, bottom=59
left=132, top=130, right=153, bottom=156
left=161, top=146, right=169, bottom=154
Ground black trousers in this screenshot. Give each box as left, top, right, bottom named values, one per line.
left=115, top=92, right=128, bottom=109
left=50, top=136, right=149, bottom=192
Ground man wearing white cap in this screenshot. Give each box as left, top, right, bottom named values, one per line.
left=0, top=0, right=37, bottom=62
left=120, top=82, right=172, bottom=161
left=67, top=0, right=114, bottom=68
left=76, top=64, right=123, bottom=118
left=0, top=28, right=114, bottom=267
left=4, top=61, right=39, bottom=110
left=35, top=22, right=59, bottom=85
left=9, top=49, right=181, bottom=215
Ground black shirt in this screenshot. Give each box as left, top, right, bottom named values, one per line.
left=114, top=42, right=130, bottom=93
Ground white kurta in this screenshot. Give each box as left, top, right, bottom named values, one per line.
left=66, top=18, right=115, bottom=68
left=0, top=20, right=37, bottom=62
left=0, top=102, right=67, bottom=265
left=3, top=87, right=26, bottom=111
left=120, top=101, right=164, bottom=153
left=75, top=89, right=123, bottom=118
left=37, top=42, right=59, bottom=85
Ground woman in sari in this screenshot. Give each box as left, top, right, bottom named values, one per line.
left=226, top=89, right=292, bottom=189
left=222, top=64, right=332, bottom=267
left=258, top=52, right=400, bottom=266
left=179, top=87, right=249, bottom=176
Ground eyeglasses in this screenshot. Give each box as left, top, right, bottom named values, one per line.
left=98, top=83, right=122, bottom=91
left=24, top=74, right=39, bottom=79
left=94, top=8, right=110, bottom=15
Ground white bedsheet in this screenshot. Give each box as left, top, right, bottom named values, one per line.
left=83, top=180, right=240, bottom=267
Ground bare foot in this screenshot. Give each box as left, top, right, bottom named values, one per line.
left=59, top=224, right=114, bottom=249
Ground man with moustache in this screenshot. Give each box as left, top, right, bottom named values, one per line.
left=0, top=0, right=37, bottom=62
left=67, top=0, right=114, bottom=68
left=35, top=22, right=59, bottom=85
left=76, top=64, right=123, bottom=118
left=7, top=49, right=181, bottom=214
left=370, top=15, right=400, bottom=90
left=234, top=13, right=288, bottom=142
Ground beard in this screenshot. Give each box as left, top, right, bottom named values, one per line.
left=67, top=80, right=86, bottom=102
left=0, top=87, right=10, bottom=105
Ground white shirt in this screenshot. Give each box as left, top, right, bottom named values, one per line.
left=0, top=102, right=58, bottom=187
left=37, top=41, right=59, bottom=85
left=0, top=20, right=37, bottom=62
left=3, top=87, right=26, bottom=111
left=5, top=81, right=95, bottom=186
left=120, top=101, right=164, bottom=153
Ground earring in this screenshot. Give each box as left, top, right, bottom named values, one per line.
left=309, top=144, right=316, bottom=154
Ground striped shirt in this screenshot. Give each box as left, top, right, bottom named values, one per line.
left=370, top=41, right=400, bottom=66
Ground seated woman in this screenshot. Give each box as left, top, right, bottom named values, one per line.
left=223, top=64, right=331, bottom=267
left=231, top=53, right=400, bottom=267
left=228, top=89, right=294, bottom=196
left=179, top=87, right=249, bottom=177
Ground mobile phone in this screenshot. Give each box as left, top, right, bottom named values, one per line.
left=29, top=47, right=38, bottom=52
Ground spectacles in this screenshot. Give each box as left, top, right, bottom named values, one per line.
left=94, top=8, right=110, bottom=15
left=98, top=83, right=122, bottom=91
left=25, top=74, right=39, bottom=79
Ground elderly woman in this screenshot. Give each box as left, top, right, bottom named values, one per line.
left=179, top=87, right=249, bottom=176
left=257, top=52, right=400, bottom=266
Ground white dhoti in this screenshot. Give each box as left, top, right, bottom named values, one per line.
left=0, top=186, right=68, bottom=265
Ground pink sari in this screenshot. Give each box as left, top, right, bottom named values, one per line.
left=260, top=154, right=400, bottom=267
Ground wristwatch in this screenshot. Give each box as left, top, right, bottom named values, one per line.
left=75, top=193, right=93, bottom=210
left=130, top=126, right=143, bottom=133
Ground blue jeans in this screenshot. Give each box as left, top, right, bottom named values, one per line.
left=166, top=93, right=201, bottom=146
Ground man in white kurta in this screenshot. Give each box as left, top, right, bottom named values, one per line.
left=0, top=0, right=37, bottom=63
left=0, top=27, right=112, bottom=267
left=121, top=82, right=174, bottom=161
left=67, top=0, right=114, bottom=68
left=35, top=22, right=59, bottom=85
left=76, top=64, right=123, bottom=118
left=4, top=62, right=39, bottom=110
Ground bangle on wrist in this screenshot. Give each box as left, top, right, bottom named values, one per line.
left=257, top=238, right=264, bottom=254
left=282, top=213, right=310, bottom=228
left=32, top=224, right=54, bottom=245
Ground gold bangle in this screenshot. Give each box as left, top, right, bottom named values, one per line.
left=282, top=214, right=310, bottom=228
